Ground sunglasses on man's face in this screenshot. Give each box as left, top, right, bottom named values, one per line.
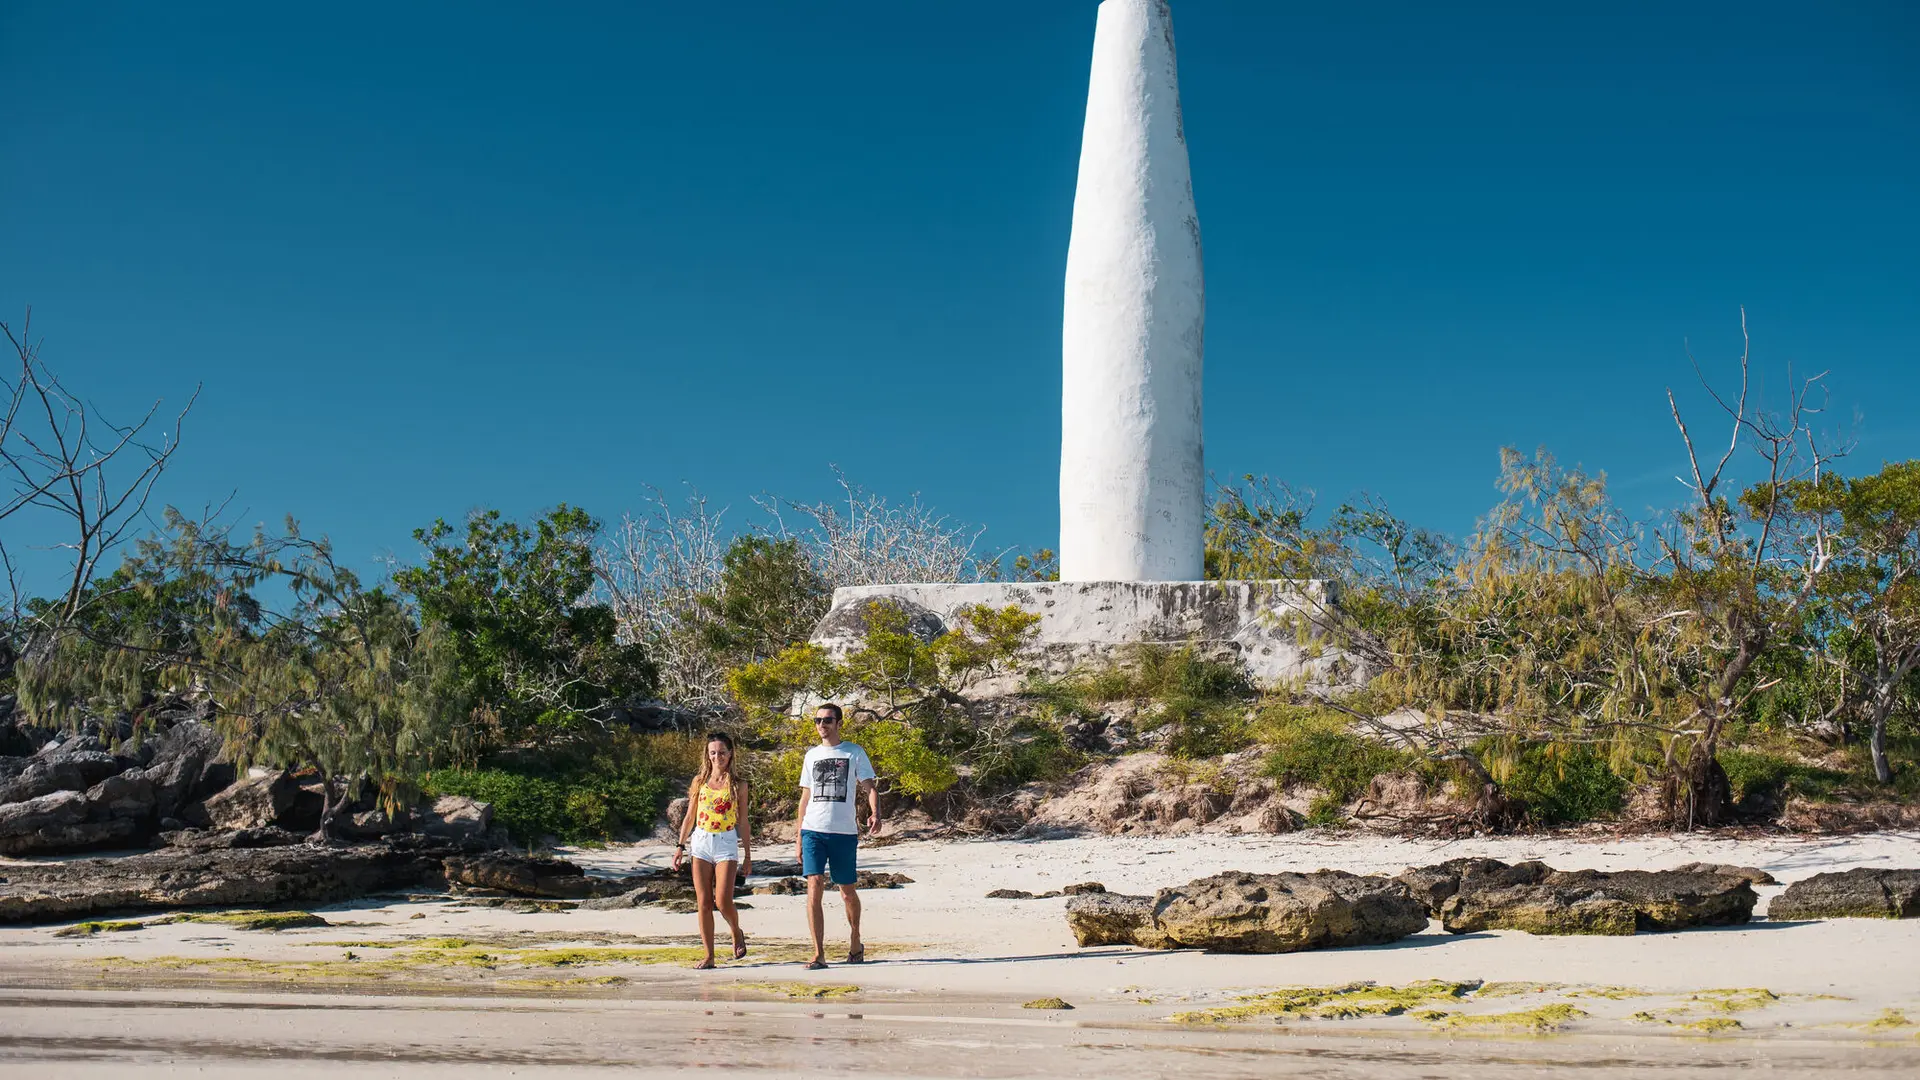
left=814, top=718, right=840, bottom=726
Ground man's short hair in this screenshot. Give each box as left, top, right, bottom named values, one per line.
left=814, top=702, right=843, bottom=722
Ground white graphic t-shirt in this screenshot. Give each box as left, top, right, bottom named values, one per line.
left=799, top=742, right=876, bottom=835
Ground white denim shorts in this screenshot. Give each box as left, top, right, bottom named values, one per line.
left=689, top=829, right=739, bottom=864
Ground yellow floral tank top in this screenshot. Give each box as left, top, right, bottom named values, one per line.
left=694, top=782, right=737, bottom=833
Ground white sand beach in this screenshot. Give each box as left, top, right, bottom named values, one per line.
left=3, top=831, right=1918, bottom=1076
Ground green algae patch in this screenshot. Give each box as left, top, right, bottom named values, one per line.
left=1421, top=1004, right=1587, bottom=1034
left=1680, top=1017, right=1742, bottom=1034
left=91, top=936, right=891, bottom=984
left=1688, top=988, right=1779, bottom=1014
left=176, top=911, right=329, bottom=931
left=54, top=920, right=149, bottom=937
left=735, top=982, right=859, bottom=1000
left=1172, top=980, right=1480, bottom=1025
left=1857, top=1010, right=1914, bottom=1032
left=1565, top=985, right=1650, bottom=1000
left=1023, top=998, right=1074, bottom=1010
left=1476, top=982, right=1562, bottom=998
left=497, top=976, right=629, bottom=990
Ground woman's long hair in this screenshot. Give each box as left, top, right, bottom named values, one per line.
left=686, top=731, right=740, bottom=804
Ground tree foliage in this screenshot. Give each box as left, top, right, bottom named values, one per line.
left=394, top=506, right=654, bottom=744
left=729, top=602, right=1042, bottom=799
left=19, top=510, right=479, bottom=831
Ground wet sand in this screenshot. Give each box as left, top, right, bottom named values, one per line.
left=4, top=986, right=1919, bottom=1078
left=3, top=831, right=1918, bottom=1076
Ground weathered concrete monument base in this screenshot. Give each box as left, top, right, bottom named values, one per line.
left=809, top=581, right=1359, bottom=694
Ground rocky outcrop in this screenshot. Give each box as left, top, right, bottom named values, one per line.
left=1432, top=861, right=1758, bottom=935
left=0, top=842, right=446, bottom=923
left=1396, top=857, right=1511, bottom=913
left=442, top=854, right=633, bottom=900
left=85, top=772, right=156, bottom=821
left=201, top=771, right=297, bottom=831
left=134, top=721, right=227, bottom=821
left=417, top=796, right=491, bottom=841
left=159, top=826, right=306, bottom=852
left=1672, top=862, right=1777, bottom=887
left=0, top=759, right=94, bottom=806
left=1150, top=871, right=1430, bottom=953
left=0, top=788, right=86, bottom=835
left=1065, top=892, right=1174, bottom=948
left=1769, top=869, right=1920, bottom=920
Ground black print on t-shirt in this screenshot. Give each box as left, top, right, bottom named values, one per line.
left=811, top=757, right=850, bottom=803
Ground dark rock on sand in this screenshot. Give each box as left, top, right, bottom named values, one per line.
left=0, top=842, right=445, bottom=923
left=1437, top=861, right=1757, bottom=935
left=576, top=887, right=669, bottom=910
left=751, top=869, right=912, bottom=897
left=1064, top=892, right=1174, bottom=949
left=1150, top=871, right=1429, bottom=953
left=1769, top=868, right=1920, bottom=920
left=990, top=881, right=1100, bottom=900
left=442, top=853, right=633, bottom=899
left=1673, top=862, right=1778, bottom=887
left=159, top=826, right=306, bottom=852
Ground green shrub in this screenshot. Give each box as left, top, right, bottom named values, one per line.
left=1260, top=706, right=1418, bottom=808
left=423, top=744, right=671, bottom=845
left=1490, top=743, right=1628, bottom=825
left=970, top=720, right=1082, bottom=792
left=1058, top=646, right=1259, bottom=759
left=1158, top=698, right=1258, bottom=758
left=856, top=718, right=959, bottom=798
left=1718, top=749, right=1850, bottom=804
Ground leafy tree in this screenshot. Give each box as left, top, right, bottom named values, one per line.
left=729, top=602, right=1041, bottom=798
left=19, top=510, right=477, bottom=833
left=393, top=506, right=654, bottom=743
left=1779, top=460, right=1920, bottom=783
left=695, top=535, right=829, bottom=667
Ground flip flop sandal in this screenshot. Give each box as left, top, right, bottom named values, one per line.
left=845, top=947, right=865, bottom=964
left=694, top=958, right=716, bottom=970
left=805, top=959, right=829, bottom=971
left=733, top=942, right=748, bottom=960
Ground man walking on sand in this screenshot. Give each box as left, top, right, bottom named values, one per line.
left=793, top=702, right=880, bottom=970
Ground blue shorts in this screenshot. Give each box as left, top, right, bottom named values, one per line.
left=800, top=829, right=858, bottom=886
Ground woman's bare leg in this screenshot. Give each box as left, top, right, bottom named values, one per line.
left=692, top=857, right=717, bottom=967
left=714, top=860, right=744, bottom=956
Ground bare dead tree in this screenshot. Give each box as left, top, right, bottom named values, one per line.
left=595, top=487, right=734, bottom=717
left=1654, top=308, right=1845, bottom=826
left=760, top=468, right=990, bottom=589
left=1, top=309, right=199, bottom=624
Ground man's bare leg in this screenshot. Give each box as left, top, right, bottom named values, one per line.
left=805, top=875, right=828, bottom=965
left=840, top=883, right=863, bottom=960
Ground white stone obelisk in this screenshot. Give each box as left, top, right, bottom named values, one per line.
left=1059, top=0, right=1204, bottom=583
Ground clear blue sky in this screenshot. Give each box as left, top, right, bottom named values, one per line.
left=3, top=1, right=1916, bottom=591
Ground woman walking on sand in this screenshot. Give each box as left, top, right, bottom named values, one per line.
left=672, top=732, right=752, bottom=969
